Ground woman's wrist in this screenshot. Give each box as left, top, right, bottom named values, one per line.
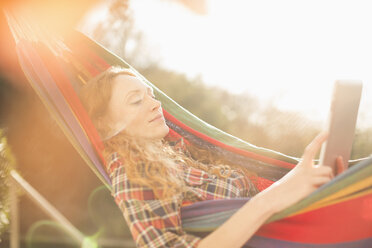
left=252, top=184, right=282, bottom=216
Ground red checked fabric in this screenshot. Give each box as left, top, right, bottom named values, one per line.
left=107, top=138, right=259, bottom=248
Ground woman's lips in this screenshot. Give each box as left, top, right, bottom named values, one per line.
left=149, top=114, right=163, bottom=122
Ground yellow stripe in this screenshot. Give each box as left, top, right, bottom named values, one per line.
left=295, top=187, right=372, bottom=216
left=320, top=187, right=372, bottom=207
left=288, top=176, right=372, bottom=217
left=314, top=176, right=372, bottom=205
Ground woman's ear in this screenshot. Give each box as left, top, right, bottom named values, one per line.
left=100, top=114, right=129, bottom=141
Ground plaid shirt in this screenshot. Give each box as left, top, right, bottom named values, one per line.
left=107, top=141, right=258, bottom=248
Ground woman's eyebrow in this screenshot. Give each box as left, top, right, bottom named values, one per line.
left=125, top=89, right=142, bottom=102
left=125, top=87, right=153, bottom=102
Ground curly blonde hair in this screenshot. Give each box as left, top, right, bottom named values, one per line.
left=79, top=67, right=256, bottom=199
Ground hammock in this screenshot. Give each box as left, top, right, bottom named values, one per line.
left=5, top=11, right=372, bottom=248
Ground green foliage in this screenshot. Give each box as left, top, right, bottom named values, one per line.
left=0, top=129, right=15, bottom=241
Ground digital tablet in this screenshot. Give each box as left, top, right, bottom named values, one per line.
left=319, top=80, right=363, bottom=174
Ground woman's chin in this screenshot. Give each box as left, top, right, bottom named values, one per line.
left=145, top=124, right=169, bottom=140
left=160, top=125, right=170, bottom=138
left=151, top=119, right=169, bottom=136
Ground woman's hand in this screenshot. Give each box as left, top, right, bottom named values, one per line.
left=257, top=132, right=343, bottom=214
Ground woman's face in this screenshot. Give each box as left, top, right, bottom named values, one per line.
left=106, top=74, right=169, bottom=140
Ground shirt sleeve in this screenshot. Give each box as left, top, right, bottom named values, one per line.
left=108, top=155, right=202, bottom=248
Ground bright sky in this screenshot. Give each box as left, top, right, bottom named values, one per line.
left=83, top=0, right=372, bottom=129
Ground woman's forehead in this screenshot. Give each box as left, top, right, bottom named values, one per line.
left=114, top=74, right=152, bottom=93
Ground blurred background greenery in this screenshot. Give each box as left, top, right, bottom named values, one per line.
left=78, top=0, right=372, bottom=159
left=0, top=0, right=371, bottom=247
left=0, top=129, right=14, bottom=244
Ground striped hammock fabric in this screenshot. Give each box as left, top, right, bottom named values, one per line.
left=5, top=10, right=372, bottom=247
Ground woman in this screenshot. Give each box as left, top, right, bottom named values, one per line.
left=79, top=66, right=345, bottom=248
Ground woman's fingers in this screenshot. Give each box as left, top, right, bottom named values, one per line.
left=302, top=132, right=329, bottom=164
left=313, top=165, right=334, bottom=178
left=311, top=175, right=333, bottom=187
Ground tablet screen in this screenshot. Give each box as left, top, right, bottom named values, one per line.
left=319, top=80, right=363, bottom=173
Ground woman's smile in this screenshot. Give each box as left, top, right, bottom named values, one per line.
left=149, top=113, right=163, bottom=123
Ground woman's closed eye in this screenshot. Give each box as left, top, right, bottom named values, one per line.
left=131, top=99, right=142, bottom=105
left=129, top=92, right=155, bottom=105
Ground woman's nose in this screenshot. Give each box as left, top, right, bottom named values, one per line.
left=150, top=96, right=161, bottom=110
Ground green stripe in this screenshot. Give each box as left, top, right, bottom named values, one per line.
left=267, top=157, right=372, bottom=223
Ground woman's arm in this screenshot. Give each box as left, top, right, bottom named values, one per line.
left=198, top=191, right=274, bottom=248
left=198, top=132, right=345, bottom=248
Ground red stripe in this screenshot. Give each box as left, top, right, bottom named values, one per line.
left=163, top=110, right=296, bottom=169
left=248, top=175, right=275, bottom=191
left=35, top=43, right=105, bottom=162
left=82, top=44, right=111, bottom=72
left=73, top=49, right=101, bottom=77
left=63, top=41, right=101, bottom=77
left=256, top=193, right=372, bottom=243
